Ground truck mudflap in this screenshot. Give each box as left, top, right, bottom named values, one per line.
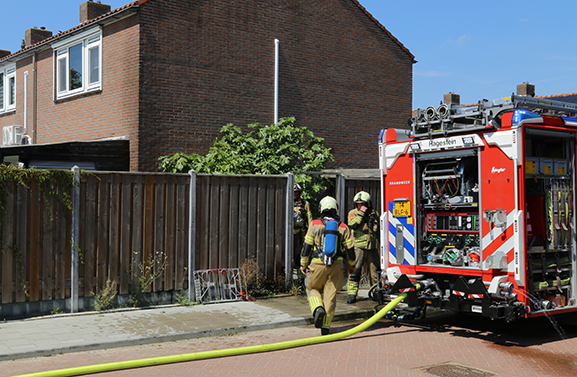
left=383, top=274, right=526, bottom=322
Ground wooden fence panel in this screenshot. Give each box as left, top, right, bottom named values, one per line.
left=143, top=175, right=154, bottom=282
left=97, top=174, right=110, bottom=289
left=163, top=175, right=175, bottom=292
left=247, top=179, right=258, bottom=261
left=197, top=177, right=208, bottom=271
left=41, top=185, right=54, bottom=301
left=153, top=175, right=166, bottom=292
left=78, top=178, right=87, bottom=297
left=238, top=181, right=248, bottom=263
left=82, top=174, right=98, bottom=297
left=131, top=175, right=144, bottom=293
left=218, top=177, right=230, bottom=269
left=264, top=178, right=276, bottom=278
left=228, top=181, right=239, bottom=269
left=108, top=174, right=120, bottom=292
left=209, top=177, right=220, bottom=269
left=192, top=174, right=288, bottom=280
left=119, top=175, right=132, bottom=295
left=55, top=188, right=68, bottom=301
left=174, top=179, right=188, bottom=288
left=1, top=181, right=15, bottom=304
left=29, top=180, right=41, bottom=302
left=274, top=178, right=286, bottom=277
left=256, top=177, right=267, bottom=273
left=15, top=184, right=29, bottom=303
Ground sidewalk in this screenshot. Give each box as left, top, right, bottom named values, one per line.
left=0, top=290, right=378, bottom=362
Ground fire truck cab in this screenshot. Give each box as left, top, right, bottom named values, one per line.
left=379, top=94, right=577, bottom=321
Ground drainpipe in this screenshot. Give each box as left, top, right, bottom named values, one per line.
left=274, top=39, right=279, bottom=124
left=32, top=51, right=37, bottom=144
left=23, top=71, right=28, bottom=135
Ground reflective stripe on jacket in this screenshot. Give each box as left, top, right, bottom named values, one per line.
left=347, top=208, right=379, bottom=249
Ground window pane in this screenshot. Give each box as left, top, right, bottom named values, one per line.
left=58, top=58, right=67, bottom=92
left=69, top=43, right=83, bottom=90
left=0, top=72, right=3, bottom=108
left=8, top=76, right=15, bottom=105
left=89, top=45, right=99, bottom=84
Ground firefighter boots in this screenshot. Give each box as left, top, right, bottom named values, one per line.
left=313, top=307, right=326, bottom=328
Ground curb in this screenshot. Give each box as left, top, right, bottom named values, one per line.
left=0, top=304, right=378, bottom=362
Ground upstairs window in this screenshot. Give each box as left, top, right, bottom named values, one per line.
left=0, top=65, right=16, bottom=113
left=53, top=27, right=101, bottom=99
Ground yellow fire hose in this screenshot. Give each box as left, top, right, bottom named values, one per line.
left=14, top=293, right=408, bottom=377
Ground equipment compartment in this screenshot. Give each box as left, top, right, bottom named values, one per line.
left=415, top=153, right=481, bottom=268
left=524, top=129, right=575, bottom=311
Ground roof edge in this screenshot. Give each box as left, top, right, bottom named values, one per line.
left=350, top=0, right=415, bottom=62
left=0, top=1, right=140, bottom=64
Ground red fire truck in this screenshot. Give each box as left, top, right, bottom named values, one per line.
left=377, top=94, right=577, bottom=321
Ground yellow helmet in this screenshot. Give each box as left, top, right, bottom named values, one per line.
left=319, top=196, right=338, bottom=214
left=353, top=191, right=371, bottom=205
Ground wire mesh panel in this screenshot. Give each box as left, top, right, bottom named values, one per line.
left=193, top=268, right=246, bottom=304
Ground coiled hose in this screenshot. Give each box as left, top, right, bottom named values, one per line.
left=15, top=293, right=407, bottom=377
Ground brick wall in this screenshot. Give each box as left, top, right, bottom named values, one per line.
left=0, top=16, right=142, bottom=170
left=1, top=0, right=413, bottom=172
left=39, top=17, right=141, bottom=169
left=138, top=0, right=413, bottom=171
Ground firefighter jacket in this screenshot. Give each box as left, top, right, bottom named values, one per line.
left=348, top=207, right=379, bottom=249
left=300, top=217, right=355, bottom=269
left=294, top=199, right=312, bottom=234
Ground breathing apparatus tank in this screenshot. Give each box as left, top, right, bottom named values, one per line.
left=323, top=219, right=339, bottom=266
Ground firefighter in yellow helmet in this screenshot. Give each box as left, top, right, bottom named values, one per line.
left=300, top=196, right=355, bottom=335
left=293, top=183, right=312, bottom=269
left=346, top=191, right=380, bottom=304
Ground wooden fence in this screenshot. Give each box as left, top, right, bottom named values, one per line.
left=0, top=169, right=379, bottom=318
left=0, top=170, right=292, bottom=317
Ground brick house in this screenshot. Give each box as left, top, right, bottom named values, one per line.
left=0, top=0, right=414, bottom=171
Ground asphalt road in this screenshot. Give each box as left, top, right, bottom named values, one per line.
left=2, top=312, right=577, bottom=377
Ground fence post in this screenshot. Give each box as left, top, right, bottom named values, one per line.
left=188, top=170, right=197, bottom=302
left=336, top=173, right=346, bottom=222
left=70, top=166, right=80, bottom=313
left=285, top=173, right=294, bottom=290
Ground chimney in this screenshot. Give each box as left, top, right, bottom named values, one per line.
left=517, top=82, right=535, bottom=97
left=24, top=27, right=53, bottom=48
left=0, top=50, right=11, bottom=59
left=443, top=92, right=460, bottom=105
left=80, top=1, right=111, bottom=24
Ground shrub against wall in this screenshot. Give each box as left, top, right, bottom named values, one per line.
left=158, top=117, right=334, bottom=197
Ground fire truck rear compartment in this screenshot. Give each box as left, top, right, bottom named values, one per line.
left=524, top=129, right=575, bottom=312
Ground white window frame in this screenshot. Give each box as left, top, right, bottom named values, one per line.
left=52, top=27, right=102, bottom=100
left=0, top=64, right=16, bottom=113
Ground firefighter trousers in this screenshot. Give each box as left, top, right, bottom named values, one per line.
left=305, top=260, right=344, bottom=329
left=347, top=247, right=380, bottom=297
